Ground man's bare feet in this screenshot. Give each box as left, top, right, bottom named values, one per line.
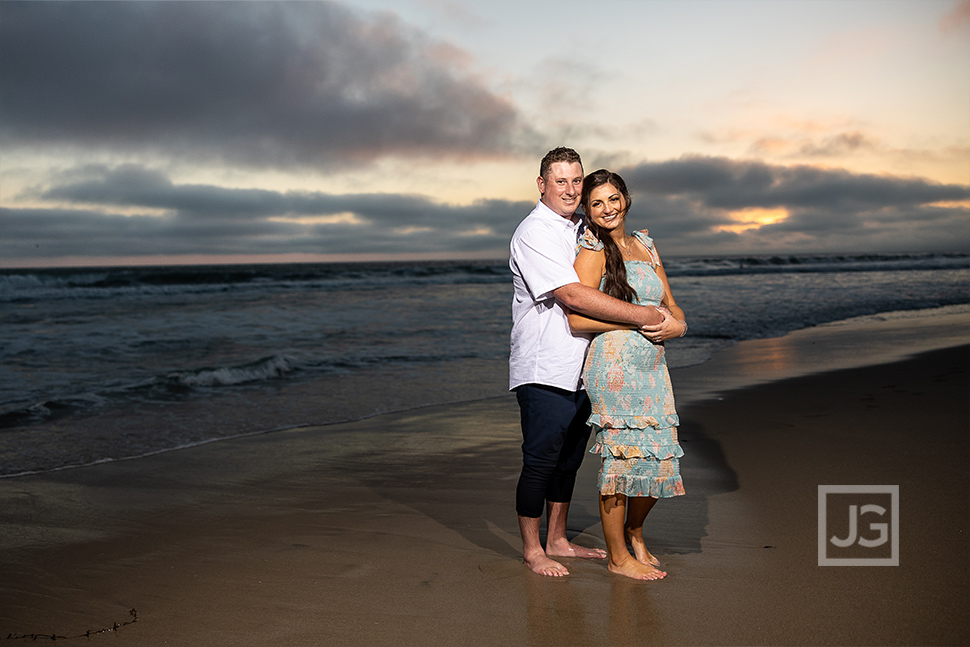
left=524, top=552, right=569, bottom=576
left=608, top=556, right=667, bottom=581
left=625, top=529, right=660, bottom=566
left=545, top=537, right=608, bottom=560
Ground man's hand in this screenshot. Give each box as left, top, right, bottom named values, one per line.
left=634, top=304, right=665, bottom=328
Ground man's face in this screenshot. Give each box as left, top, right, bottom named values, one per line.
left=537, top=161, right=583, bottom=217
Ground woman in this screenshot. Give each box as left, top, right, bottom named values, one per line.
left=568, top=169, right=687, bottom=581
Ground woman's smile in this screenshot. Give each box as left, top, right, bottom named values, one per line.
left=587, top=183, right=627, bottom=232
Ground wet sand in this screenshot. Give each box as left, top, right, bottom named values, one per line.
left=1, top=312, right=967, bottom=646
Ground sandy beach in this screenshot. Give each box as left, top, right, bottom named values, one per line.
left=1, top=310, right=967, bottom=646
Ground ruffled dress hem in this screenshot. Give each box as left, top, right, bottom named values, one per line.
left=598, top=473, right=686, bottom=498
left=588, top=412, right=680, bottom=432
left=590, top=441, right=684, bottom=461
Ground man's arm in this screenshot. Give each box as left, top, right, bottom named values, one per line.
left=555, top=282, right=663, bottom=328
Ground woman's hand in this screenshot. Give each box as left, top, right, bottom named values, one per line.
left=640, top=307, right=687, bottom=344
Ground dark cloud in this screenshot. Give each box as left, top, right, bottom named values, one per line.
left=37, top=164, right=529, bottom=230
left=1, top=165, right=531, bottom=260
left=622, top=155, right=969, bottom=210
left=0, top=203, right=524, bottom=259
left=42, top=166, right=295, bottom=220
left=617, top=156, right=969, bottom=254
left=0, top=1, right=527, bottom=167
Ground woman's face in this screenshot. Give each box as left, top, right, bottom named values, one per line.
left=586, top=183, right=627, bottom=233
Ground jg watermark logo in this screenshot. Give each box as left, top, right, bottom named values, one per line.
left=818, top=485, right=899, bottom=566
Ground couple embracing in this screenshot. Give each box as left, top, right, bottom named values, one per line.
left=509, top=147, right=687, bottom=580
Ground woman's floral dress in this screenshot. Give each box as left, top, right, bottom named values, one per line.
left=582, top=229, right=685, bottom=498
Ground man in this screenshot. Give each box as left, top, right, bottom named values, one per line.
left=509, top=147, right=665, bottom=576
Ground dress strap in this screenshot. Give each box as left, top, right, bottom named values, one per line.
left=632, top=230, right=661, bottom=267
left=579, top=228, right=605, bottom=252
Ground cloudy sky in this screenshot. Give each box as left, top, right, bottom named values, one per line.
left=1, top=0, right=968, bottom=267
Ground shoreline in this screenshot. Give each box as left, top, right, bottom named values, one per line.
left=672, top=303, right=970, bottom=406
left=0, top=313, right=967, bottom=645
left=3, top=304, right=967, bottom=481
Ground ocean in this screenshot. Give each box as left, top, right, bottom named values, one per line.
left=2, top=252, right=968, bottom=478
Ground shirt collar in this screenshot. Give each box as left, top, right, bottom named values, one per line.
left=534, top=200, right=583, bottom=230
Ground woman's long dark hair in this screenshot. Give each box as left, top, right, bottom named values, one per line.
left=581, top=169, right=637, bottom=303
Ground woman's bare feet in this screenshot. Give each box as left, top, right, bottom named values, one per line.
left=625, top=528, right=660, bottom=566
left=545, top=537, right=608, bottom=560
left=608, top=555, right=667, bottom=581
left=523, top=550, right=569, bottom=576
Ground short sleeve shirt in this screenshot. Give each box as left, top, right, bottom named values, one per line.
left=509, top=200, right=591, bottom=391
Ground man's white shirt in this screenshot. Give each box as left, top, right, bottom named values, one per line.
left=509, top=200, right=591, bottom=392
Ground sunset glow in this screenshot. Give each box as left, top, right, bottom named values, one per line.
left=717, top=208, right=791, bottom=234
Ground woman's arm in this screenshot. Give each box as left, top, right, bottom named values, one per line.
left=566, top=247, right=651, bottom=333
left=641, top=249, right=688, bottom=341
